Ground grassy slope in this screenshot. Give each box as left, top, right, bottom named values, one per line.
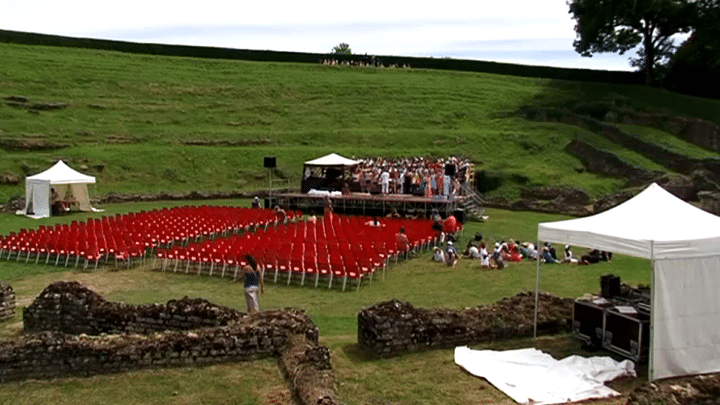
left=2, top=43, right=720, bottom=203
left=0, top=42, right=715, bottom=404
left=0, top=205, right=649, bottom=405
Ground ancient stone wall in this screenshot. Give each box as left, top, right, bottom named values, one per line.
left=23, top=281, right=243, bottom=335
left=0, top=283, right=16, bottom=321
left=4, top=281, right=340, bottom=405
left=564, top=139, right=658, bottom=183
left=1, top=322, right=287, bottom=382
left=358, top=292, right=573, bottom=356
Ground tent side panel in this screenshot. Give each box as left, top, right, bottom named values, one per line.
left=15, top=179, right=33, bottom=215
left=653, top=256, right=720, bottom=379
left=31, top=180, right=51, bottom=218
left=69, top=183, right=94, bottom=212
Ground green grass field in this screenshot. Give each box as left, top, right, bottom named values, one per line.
left=2, top=42, right=720, bottom=203
left=0, top=39, right=714, bottom=404
left=0, top=205, right=650, bottom=405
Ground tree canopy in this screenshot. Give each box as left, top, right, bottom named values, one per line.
left=568, top=0, right=697, bottom=85
left=331, top=43, right=352, bottom=55
left=664, top=0, right=720, bottom=97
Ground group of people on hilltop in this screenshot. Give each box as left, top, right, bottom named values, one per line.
left=349, top=156, right=472, bottom=198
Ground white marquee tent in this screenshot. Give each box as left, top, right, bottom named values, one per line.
left=536, top=183, right=720, bottom=380
left=304, top=153, right=359, bottom=167
left=16, top=160, right=101, bottom=219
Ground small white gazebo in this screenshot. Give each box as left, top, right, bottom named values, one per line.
left=16, top=160, right=102, bottom=218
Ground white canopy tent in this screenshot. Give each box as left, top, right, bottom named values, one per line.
left=16, top=160, right=102, bottom=219
left=535, top=183, right=720, bottom=380
left=302, top=153, right=360, bottom=193
left=304, top=153, right=360, bottom=167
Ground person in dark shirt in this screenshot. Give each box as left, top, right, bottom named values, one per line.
left=242, top=254, right=264, bottom=312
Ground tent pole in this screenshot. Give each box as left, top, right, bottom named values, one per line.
left=533, top=240, right=540, bottom=339
left=649, top=241, right=655, bottom=381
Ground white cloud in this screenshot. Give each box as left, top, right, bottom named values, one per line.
left=2, top=0, right=636, bottom=71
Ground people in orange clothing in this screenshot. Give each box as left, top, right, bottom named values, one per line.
left=395, top=227, right=412, bottom=255
left=442, top=214, right=459, bottom=239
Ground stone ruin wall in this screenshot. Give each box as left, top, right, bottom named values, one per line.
left=358, top=292, right=573, bottom=356
left=0, top=283, right=16, bottom=321
left=22, top=281, right=244, bottom=335
left=2, top=281, right=341, bottom=405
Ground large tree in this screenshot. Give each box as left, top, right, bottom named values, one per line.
left=331, top=43, right=352, bottom=55
left=568, top=0, right=697, bottom=85
left=664, top=0, right=720, bottom=97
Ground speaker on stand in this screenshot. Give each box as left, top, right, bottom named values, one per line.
left=445, top=163, right=456, bottom=176
left=264, top=156, right=276, bottom=206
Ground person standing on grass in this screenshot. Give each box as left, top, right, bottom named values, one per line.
left=242, top=254, right=264, bottom=313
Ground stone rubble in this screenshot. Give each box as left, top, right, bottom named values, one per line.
left=0, top=283, right=16, bottom=321
left=358, top=291, right=573, bottom=356
left=3, top=281, right=340, bottom=405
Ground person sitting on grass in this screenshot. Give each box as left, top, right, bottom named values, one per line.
left=489, top=251, right=505, bottom=270
left=445, top=245, right=459, bottom=268
left=541, top=245, right=559, bottom=264
left=463, top=242, right=481, bottom=260
left=479, top=242, right=491, bottom=268
left=563, top=245, right=579, bottom=264
left=432, top=246, right=446, bottom=262
left=580, top=248, right=602, bottom=265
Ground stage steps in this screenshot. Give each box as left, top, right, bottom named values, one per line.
left=459, top=188, right=485, bottom=221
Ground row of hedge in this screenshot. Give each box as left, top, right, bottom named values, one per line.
left=0, top=29, right=642, bottom=85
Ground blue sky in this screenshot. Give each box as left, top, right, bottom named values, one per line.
left=2, top=0, right=643, bottom=71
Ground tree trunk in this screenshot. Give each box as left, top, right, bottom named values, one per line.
left=644, top=30, right=655, bottom=85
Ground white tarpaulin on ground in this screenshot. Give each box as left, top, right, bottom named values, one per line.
left=16, top=160, right=102, bottom=218
left=454, top=346, right=635, bottom=405
left=536, top=183, right=720, bottom=380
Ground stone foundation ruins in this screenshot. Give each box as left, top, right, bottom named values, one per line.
left=358, top=292, right=573, bottom=356
left=1, top=281, right=340, bottom=405
left=0, top=283, right=15, bottom=321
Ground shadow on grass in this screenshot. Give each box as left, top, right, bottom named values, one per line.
left=515, top=78, right=720, bottom=126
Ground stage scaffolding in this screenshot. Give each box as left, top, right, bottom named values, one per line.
left=267, top=193, right=463, bottom=218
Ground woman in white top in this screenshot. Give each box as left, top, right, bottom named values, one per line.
left=563, top=245, right=579, bottom=264
left=479, top=242, right=490, bottom=268
left=432, top=246, right=446, bottom=262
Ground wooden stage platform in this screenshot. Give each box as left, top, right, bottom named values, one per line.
left=266, top=192, right=465, bottom=219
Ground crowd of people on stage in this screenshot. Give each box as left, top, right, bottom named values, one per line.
left=349, top=156, right=473, bottom=198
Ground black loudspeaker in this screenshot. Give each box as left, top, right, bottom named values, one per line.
left=453, top=208, right=466, bottom=224
left=600, top=274, right=621, bottom=299
left=445, top=163, right=456, bottom=176
left=264, top=156, right=276, bottom=168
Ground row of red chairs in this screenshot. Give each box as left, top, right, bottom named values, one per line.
left=0, top=206, right=290, bottom=268
left=154, top=214, right=438, bottom=291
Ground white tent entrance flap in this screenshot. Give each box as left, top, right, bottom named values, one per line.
left=16, top=160, right=103, bottom=219
left=536, top=183, right=720, bottom=380
left=454, top=346, right=635, bottom=405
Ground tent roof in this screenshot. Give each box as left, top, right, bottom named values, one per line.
left=304, top=153, right=359, bottom=167
left=26, top=160, right=96, bottom=185
left=538, top=183, right=720, bottom=260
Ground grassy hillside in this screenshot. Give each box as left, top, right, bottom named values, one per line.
left=1, top=41, right=708, bottom=404
left=2, top=43, right=720, bottom=203
left=0, top=204, right=652, bottom=405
